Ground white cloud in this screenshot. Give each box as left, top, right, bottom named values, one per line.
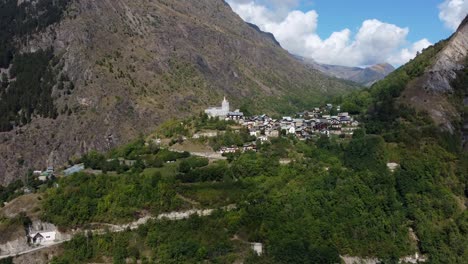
left=388, top=39, right=433, bottom=66
left=227, top=0, right=432, bottom=67
left=439, top=0, right=468, bottom=31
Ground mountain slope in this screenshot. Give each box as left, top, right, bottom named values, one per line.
left=296, top=55, right=395, bottom=86
left=400, top=15, right=468, bottom=134
left=340, top=17, right=468, bottom=262
left=0, top=0, right=359, bottom=184
left=366, top=14, right=467, bottom=148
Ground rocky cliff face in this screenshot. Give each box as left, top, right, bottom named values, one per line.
left=401, top=15, right=468, bottom=134
left=0, top=0, right=358, bottom=184
left=422, top=16, right=468, bottom=94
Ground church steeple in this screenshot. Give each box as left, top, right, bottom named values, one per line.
left=205, top=96, right=230, bottom=117
left=222, top=96, right=229, bottom=112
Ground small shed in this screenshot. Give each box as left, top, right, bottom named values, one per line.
left=251, top=243, right=263, bottom=256
left=387, top=163, right=400, bottom=172
left=29, top=230, right=57, bottom=245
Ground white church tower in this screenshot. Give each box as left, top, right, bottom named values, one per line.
left=205, top=96, right=231, bottom=118
left=221, top=96, right=229, bottom=113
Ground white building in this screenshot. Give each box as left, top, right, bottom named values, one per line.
left=387, top=162, right=400, bottom=172
left=38, top=176, right=48, bottom=182
left=205, top=97, right=230, bottom=118
left=193, top=131, right=220, bottom=139
left=29, top=231, right=57, bottom=244
left=63, top=163, right=85, bottom=176
left=27, top=221, right=60, bottom=245
left=251, top=243, right=263, bottom=256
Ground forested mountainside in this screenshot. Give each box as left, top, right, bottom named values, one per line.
left=0, top=17, right=467, bottom=264
left=2, top=32, right=466, bottom=261
left=0, top=0, right=360, bottom=185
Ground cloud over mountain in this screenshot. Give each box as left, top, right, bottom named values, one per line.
left=227, top=0, right=432, bottom=67
left=439, top=0, right=468, bottom=31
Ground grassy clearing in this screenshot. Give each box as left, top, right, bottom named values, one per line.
left=0, top=193, right=42, bottom=220
left=142, top=162, right=180, bottom=179
left=170, top=140, right=214, bottom=153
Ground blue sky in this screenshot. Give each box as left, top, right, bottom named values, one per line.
left=227, top=0, right=468, bottom=67
left=308, top=0, right=450, bottom=44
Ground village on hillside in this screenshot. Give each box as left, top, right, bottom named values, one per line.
left=8, top=98, right=407, bottom=261
left=204, top=97, right=360, bottom=153
left=29, top=97, right=361, bottom=181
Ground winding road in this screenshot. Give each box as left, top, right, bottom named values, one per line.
left=0, top=205, right=236, bottom=260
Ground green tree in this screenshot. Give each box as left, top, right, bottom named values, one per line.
left=344, top=135, right=387, bottom=172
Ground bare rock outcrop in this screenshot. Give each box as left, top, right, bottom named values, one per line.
left=0, top=237, right=29, bottom=257
left=402, top=15, right=468, bottom=132
left=424, top=15, right=468, bottom=94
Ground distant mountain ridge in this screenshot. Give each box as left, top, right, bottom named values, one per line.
left=295, top=55, right=395, bottom=86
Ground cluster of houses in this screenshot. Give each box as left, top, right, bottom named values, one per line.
left=204, top=98, right=361, bottom=154
left=241, top=109, right=360, bottom=141
left=205, top=98, right=360, bottom=141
